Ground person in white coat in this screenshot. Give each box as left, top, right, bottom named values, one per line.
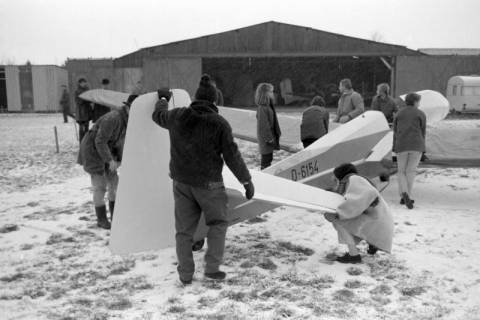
left=325, top=163, right=394, bottom=264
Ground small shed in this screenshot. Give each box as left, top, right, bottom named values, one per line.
left=0, top=64, right=68, bottom=112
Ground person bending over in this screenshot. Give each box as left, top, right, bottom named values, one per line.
left=324, top=163, right=394, bottom=264
left=78, top=94, right=138, bottom=229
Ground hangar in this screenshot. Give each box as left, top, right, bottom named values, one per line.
left=112, top=21, right=422, bottom=107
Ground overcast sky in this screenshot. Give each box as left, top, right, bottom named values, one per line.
left=1, top=0, right=479, bottom=65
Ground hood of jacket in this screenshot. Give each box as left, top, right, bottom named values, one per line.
left=177, top=100, right=219, bottom=129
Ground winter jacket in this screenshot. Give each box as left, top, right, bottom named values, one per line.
left=334, top=174, right=394, bottom=253
left=74, top=86, right=92, bottom=122
left=335, top=90, right=364, bottom=122
left=392, top=106, right=426, bottom=153
left=91, top=103, right=110, bottom=123
left=152, top=99, right=251, bottom=189
left=77, top=107, right=128, bottom=175
left=60, top=90, right=70, bottom=112
left=371, top=95, right=398, bottom=123
left=256, top=102, right=282, bottom=155
left=300, top=106, right=329, bottom=141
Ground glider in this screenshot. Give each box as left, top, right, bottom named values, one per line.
left=79, top=88, right=450, bottom=254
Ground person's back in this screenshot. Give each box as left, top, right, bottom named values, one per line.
left=152, top=76, right=253, bottom=284
left=155, top=100, right=249, bottom=187
left=393, top=105, right=426, bottom=154
left=300, top=96, right=329, bottom=147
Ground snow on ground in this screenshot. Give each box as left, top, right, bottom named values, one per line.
left=0, top=114, right=479, bottom=320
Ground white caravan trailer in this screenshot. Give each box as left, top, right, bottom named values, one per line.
left=447, top=76, right=480, bottom=112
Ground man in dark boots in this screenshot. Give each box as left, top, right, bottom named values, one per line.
left=78, top=94, right=138, bottom=229
left=152, top=76, right=254, bottom=284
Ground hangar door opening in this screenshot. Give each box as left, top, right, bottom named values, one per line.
left=203, top=57, right=392, bottom=108
left=0, top=67, right=6, bottom=112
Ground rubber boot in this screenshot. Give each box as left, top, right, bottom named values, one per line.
left=108, top=201, right=115, bottom=222
left=95, top=206, right=111, bottom=229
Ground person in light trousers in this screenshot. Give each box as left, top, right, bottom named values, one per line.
left=392, top=92, right=426, bottom=209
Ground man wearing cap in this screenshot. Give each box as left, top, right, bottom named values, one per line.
left=75, top=78, right=92, bottom=141
left=91, top=78, right=112, bottom=123
left=78, top=94, right=138, bottom=229
left=152, top=75, right=254, bottom=284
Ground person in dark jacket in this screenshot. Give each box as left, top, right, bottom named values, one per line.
left=78, top=94, right=138, bottom=229
left=371, top=83, right=398, bottom=124
left=392, top=93, right=426, bottom=209
left=75, top=78, right=92, bottom=142
left=59, top=85, right=71, bottom=123
left=91, top=78, right=111, bottom=123
left=334, top=79, right=364, bottom=123
left=152, top=75, right=254, bottom=284
left=255, top=83, right=281, bottom=169
left=300, top=95, right=330, bottom=148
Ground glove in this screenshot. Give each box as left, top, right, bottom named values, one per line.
left=244, top=180, right=255, bottom=200
left=339, top=115, right=350, bottom=123
left=157, top=88, right=172, bottom=102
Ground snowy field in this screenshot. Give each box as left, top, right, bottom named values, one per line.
left=0, top=114, right=479, bottom=320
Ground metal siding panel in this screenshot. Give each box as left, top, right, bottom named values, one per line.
left=143, top=57, right=201, bottom=98
left=5, top=66, right=22, bottom=111
left=32, top=66, right=49, bottom=111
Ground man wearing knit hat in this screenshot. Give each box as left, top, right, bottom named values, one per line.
left=152, top=75, right=254, bottom=284
left=78, top=94, right=138, bottom=229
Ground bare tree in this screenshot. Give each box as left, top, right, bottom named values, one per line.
left=371, top=31, right=385, bottom=43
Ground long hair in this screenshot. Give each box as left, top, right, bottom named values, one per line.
left=255, top=83, right=274, bottom=106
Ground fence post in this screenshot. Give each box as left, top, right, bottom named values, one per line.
left=54, top=126, right=59, bottom=153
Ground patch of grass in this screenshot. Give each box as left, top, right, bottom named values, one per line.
left=0, top=272, right=31, bottom=282
left=333, top=289, right=355, bottom=303
left=0, top=224, right=18, bottom=233
left=48, top=287, right=67, bottom=300
left=72, top=297, right=93, bottom=307
left=399, top=285, right=427, bottom=297
left=167, top=304, right=186, bottom=313
left=370, top=284, right=392, bottom=296
left=346, top=267, right=363, bottom=276
left=23, top=286, right=46, bottom=299
left=280, top=272, right=335, bottom=289
left=370, top=295, right=391, bottom=305
left=106, top=295, right=132, bottom=310
left=239, top=260, right=255, bottom=268
left=46, top=233, right=76, bottom=245
left=202, top=280, right=223, bottom=290
left=20, top=243, right=34, bottom=250
left=94, top=275, right=153, bottom=293
left=107, top=258, right=136, bottom=275
left=275, top=306, right=295, bottom=318
left=344, top=279, right=364, bottom=289
left=197, top=296, right=219, bottom=308
left=277, top=241, right=315, bottom=256
left=246, top=216, right=267, bottom=224
left=258, top=258, right=277, bottom=270
left=221, top=290, right=247, bottom=302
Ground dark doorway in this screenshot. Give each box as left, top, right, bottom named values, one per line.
left=0, top=67, right=6, bottom=112
left=203, top=56, right=392, bottom=108
left=18, top=63, right=34, bottom=111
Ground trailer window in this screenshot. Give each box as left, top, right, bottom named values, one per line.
left=461, top=86, right=475, bottom=96
left=452, top=85, right=457, bottom=96
left=475, top=87, right=480, bottom=95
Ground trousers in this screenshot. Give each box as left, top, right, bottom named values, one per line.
left=396, top=151, right=422, bottom=196
left=173, top=180, right=228, bottom=281
left=90, top=171, right=119, bottom=207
